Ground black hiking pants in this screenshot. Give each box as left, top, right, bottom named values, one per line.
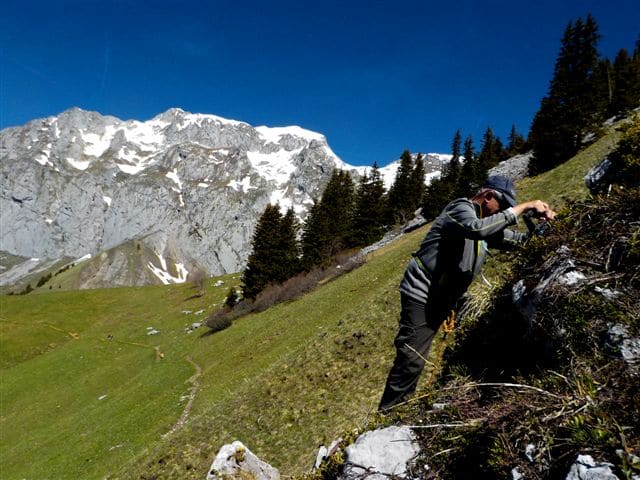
left=378, top=292, right=449, bottom=411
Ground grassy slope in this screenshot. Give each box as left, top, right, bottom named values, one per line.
left=0, top=124, right=624, bottom=479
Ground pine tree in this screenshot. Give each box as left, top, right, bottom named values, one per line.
left=458, top=135, right=480, bottom=197
left=300, top=169, right=355, bottom=270
left=242, top=204, right=285, bottom=299
left=408, top=154, right=426, bottom=213
left=300, top=201, right=329, bottom=271
left=610, top=46, right=640, bottom=115
left=277, top=208, right=301, bottom=281
left=349, top=162, right=386, bottom=247
left=386, top=150, right=415, bottom=224
left=443, top=130, right=462, bottom=184
left=529, top=15, right=603, bottom=174
left=477, top=127, right=503, bottom=177
left=507, top=125, right=526, bottom=156
left=320, top=169, right=355, bottom=255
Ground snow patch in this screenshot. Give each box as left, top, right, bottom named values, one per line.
left=147, top=252, right=188, bottom=284
left=35, top=144, right=53, bottom=166
left=82, top=132, right=112, bottom=157
left=256, top=125, right=325, bottom=144
left=247, top=149, right=300, bottom=184
left=116, top=162, right=146, bottom=175
left=75, top=254, right=92, bottom=263
left=227, top=176, right=256, bottom=193
left=45, top=218, right=53, bottom=224
left=166, top=169, right=182, bottom=190
left=103, top=196, right=112, bottom=207
left=66, top=157, right=91, bottom=170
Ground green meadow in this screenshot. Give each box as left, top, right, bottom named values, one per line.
left=0, top=122, right=622, bottom=479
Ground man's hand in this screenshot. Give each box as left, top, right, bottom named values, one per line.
left=514, top=200, right=557, bottom=220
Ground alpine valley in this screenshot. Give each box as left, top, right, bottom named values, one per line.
left=0, top=108, right=449, bottom=289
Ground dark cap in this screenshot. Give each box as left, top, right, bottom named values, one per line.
left=484, top=175, right=517, bottom=208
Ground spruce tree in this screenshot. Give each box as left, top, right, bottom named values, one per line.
left=242, top=204, right=285, bottom=299
left=610, top=46, right=640, bottom=115
left=277, top=208, right=301, bottom=281
left=529, top=15, right=603, bottom=174
left=458, top=135, right=480, bottom=197
left=300, top=169, right=355, bottom=270
left=507, top=125, right=526, bottom=156
left=443, top=130, right=462, bottom=183
left=320, top=169, right=355, bottom=255
left=386, top=150, right=415, bottom=224
left=408, top=154, right=426, bottom=213
left=349, top=162, right=386, bottom=247
left=300, top=201, right=329, bottom=271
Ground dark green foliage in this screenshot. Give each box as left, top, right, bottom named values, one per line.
left=421, top=177, right=452, bottom=221
left=609, top=44, right=640, bottom=116
left=529, top=15, right=604, bottom=174
left=443, top=130, right=462, bottom=187
left=279, top=208, right=301, bottom=280
left=349, top=162, right=386, bottom=248
left=301, top=201, right=330, bottom=271
left=458, top=135, right=480, bottom=197
left=385, top=150, right=417, bottom=224
left=36, top=273, right=52, bottom=288
left=408, top=154, right=426, bottom=212
left=224, top=287, right=241, bottom=309
left=506, top=124, right=526, bottom=157
left=242, top=204, right=300, bottom=299
left=477, top=127, right=504, bottom=177
left=301, top=169, right=355, bottom=270
left=603, top=117, right=640, bottom=191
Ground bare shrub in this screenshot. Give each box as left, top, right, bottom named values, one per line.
left=204, top=314, right=232, bottom=333
left=204, top=254, right=366, bottom=331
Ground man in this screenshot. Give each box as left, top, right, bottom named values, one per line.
left=378, top=175, right=556, bottom=411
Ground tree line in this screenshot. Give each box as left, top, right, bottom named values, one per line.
left=241, top=14, right=639, bottom=300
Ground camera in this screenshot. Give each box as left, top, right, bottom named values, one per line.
left=523, top=209, right=551, bottom=237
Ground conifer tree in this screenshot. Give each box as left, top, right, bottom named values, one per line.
left=421, top=177, right=450, bottom=221
left=386, top=150, right=415, bottom=224
left=529, top=15, right=603, bottom=174
left=408, top=154, right=426, bottom=213
left=242, top=204, right=285, bottom=299
left=349, top=162, right=386, bottom=247
left=610, top=46, right=640, bottom=115
left=278, top=208, right=301, bottom=281
left=300, top=201, right=329, bottom=271
left=300, top=169, right=355, bottom=270
left=477, top=127, right=502, bottom=177
left=458, top=135, right=480, bottom=197
left=443, top=130, right=462, bottom=183
left=507, top=125, right=526, bottom=156
left=320, top=169, right=355, bottom=254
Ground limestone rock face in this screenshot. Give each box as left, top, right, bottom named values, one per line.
left=0, top=108, right=354, bottom=287
left=1, top=108, right=451, bottom=288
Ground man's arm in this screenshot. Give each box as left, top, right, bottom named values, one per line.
left=445, top=200, right=518, bottom=240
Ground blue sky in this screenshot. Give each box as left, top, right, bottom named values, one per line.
left=1, top=1, right=638, bottom=166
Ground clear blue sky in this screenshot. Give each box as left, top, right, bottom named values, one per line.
left=1, top=1, right=638, bottom=166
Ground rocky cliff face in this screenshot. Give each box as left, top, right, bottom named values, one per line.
left=0, top=108, right=448, bottom=289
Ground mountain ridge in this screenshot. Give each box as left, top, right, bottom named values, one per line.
left=0, top=108, right=450, bottom=289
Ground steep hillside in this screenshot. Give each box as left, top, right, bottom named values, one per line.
left=0, top=117, right=634, bottom=480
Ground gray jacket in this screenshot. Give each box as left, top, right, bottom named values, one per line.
left=400, top=198, right=526, bottom=305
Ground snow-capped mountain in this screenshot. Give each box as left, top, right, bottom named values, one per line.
left=0, top=108, right=449, bottom=289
